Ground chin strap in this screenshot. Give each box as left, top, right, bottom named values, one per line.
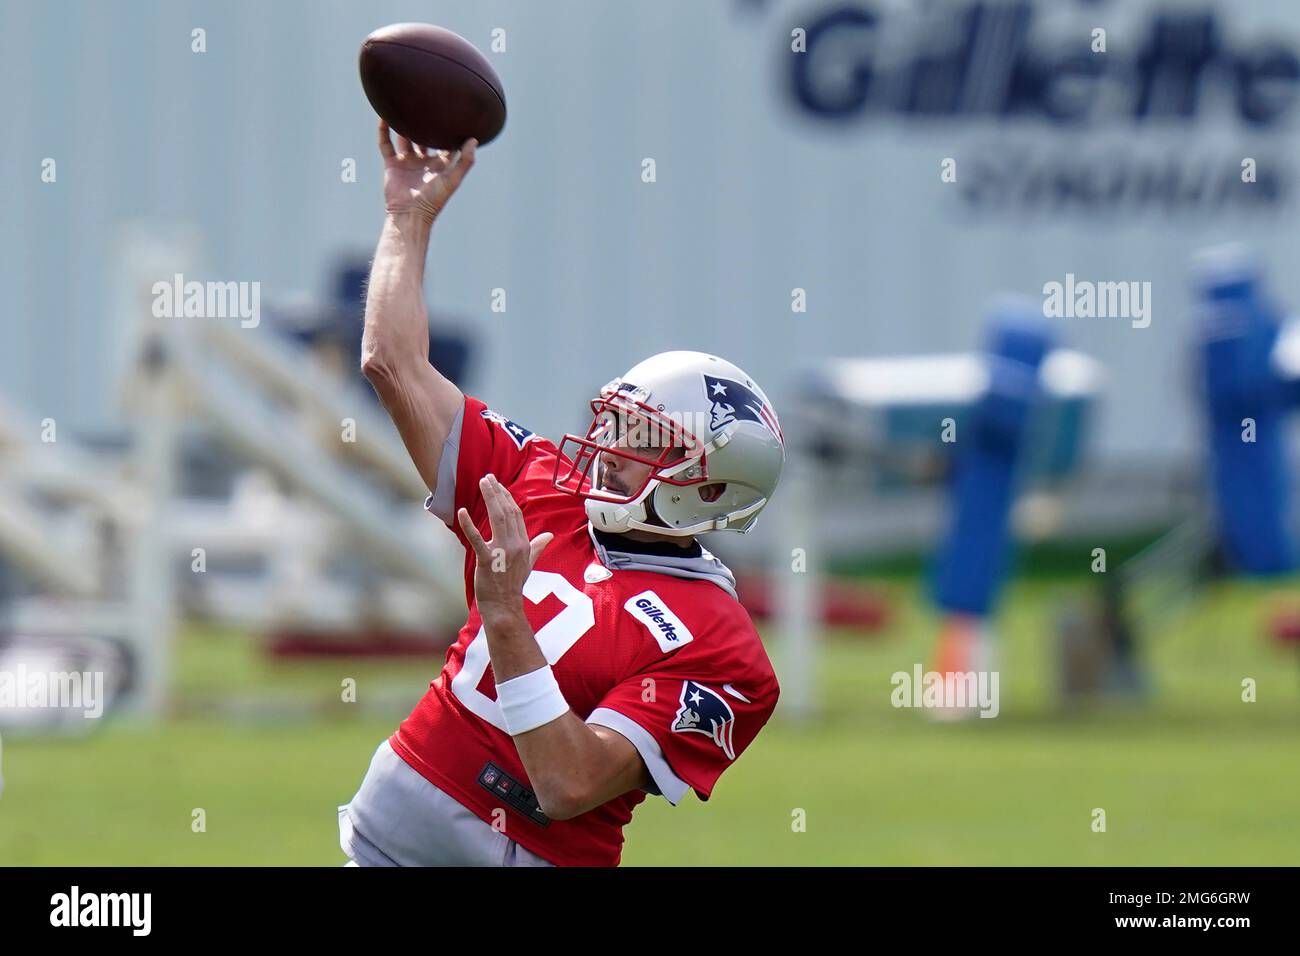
left=586, top=488, right=768, bottom=537
left=587, top=501, right=634, bottom=532
left=586, top=484, right=692, bottom=537
left=708, top=497, right=767, bottom=532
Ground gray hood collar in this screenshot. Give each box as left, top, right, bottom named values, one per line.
left=586, top=524, right=738, bottom=601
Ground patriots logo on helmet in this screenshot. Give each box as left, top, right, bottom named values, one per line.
left=481, top=408, right=540, bottom=450
left=703, top=374, right=783, bottom=445
left=672, top=680, right=737, bottom=760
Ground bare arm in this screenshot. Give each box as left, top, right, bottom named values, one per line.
left=360, top=120, right=477, bottom=493
left=458, top=476, right=653, bottom=821
left=514, top=709, right=652, bottom=821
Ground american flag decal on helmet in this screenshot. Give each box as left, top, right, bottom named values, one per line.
left=702, top=374, right=783, bottom=445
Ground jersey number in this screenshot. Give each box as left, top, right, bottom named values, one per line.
left=450, top=570, right=595, bottom=732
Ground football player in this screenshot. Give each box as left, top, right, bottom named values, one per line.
left=338, top=122, right=784, bottom=867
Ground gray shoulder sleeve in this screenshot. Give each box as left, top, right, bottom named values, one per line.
left=586, top=706, right=691, bottom=805
left=423, top=400, right=466, bottom=526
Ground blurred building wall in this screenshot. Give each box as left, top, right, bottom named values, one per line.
left=3, top=0, right=1300, bottom=475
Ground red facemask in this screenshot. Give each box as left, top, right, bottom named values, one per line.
left=553, top=395, right=707, bottom=505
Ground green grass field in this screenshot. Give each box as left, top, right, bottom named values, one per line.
left=2, top=570, right=1298, bottom=866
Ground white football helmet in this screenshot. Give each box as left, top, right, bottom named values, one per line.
left=554, top=351, right=784, bottom=536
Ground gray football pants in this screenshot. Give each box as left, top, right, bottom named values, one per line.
left=339, top=739, right=555, bottom=867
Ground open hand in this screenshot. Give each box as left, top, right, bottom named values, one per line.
left=378, top=118, right=476, bottom=223
left=457, top=475, right=553, bottom=629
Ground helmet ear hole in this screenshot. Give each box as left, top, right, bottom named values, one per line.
left=699, top=482, right=727, bottom=503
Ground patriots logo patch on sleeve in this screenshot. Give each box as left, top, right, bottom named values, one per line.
left=672, top=680, right=737, bottom=760
left=702, top=374, right=784, bottom=445
left=480, top=408, right=541, bottom=450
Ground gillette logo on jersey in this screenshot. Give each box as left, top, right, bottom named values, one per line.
left=625, top=590, right=695, bottom=654
left=637, top=599, right=680, bottom=641
left=553, top=351, right=785, bottom=537
left=673, top=681, right=737, bottom=760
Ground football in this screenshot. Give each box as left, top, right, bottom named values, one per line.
left=359, top=23, right=506, bottom=149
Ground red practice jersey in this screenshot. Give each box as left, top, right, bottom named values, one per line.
left=390, top=395, right=780, bottom=866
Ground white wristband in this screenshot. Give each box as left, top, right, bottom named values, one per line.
left=495, top=665, right=569, bottom=735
